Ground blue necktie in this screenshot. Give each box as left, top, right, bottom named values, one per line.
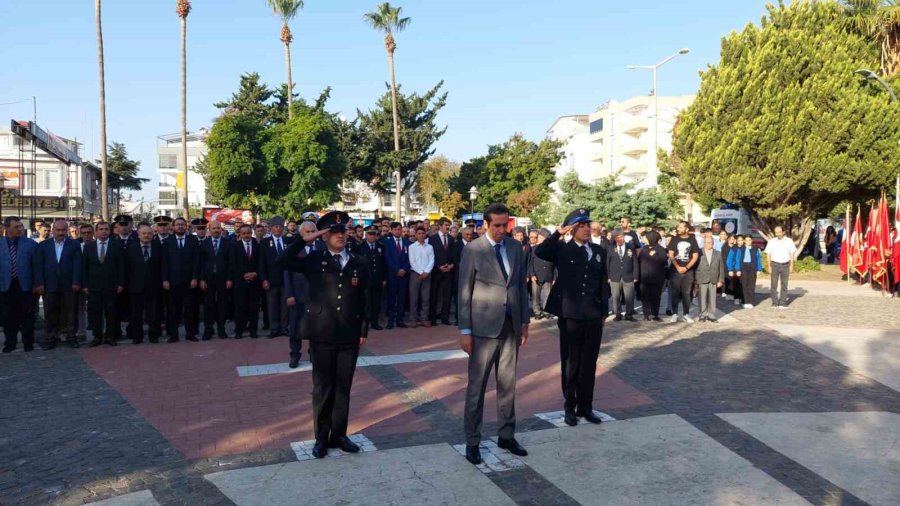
left=494, top=243, right=508, bottom=281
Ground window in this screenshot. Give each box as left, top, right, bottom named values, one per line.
left=159, top=154, right=177, bottom=169
left=589, top=119, right=603, bottom=135
left=38, top=168, right=62, bottom=190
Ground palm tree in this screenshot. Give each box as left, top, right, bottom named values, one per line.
left=364, top=2, right=410, bottom=219
left=95, top=0, right=109, bottom=220
left=177, top=0, right=192, bottom=218
left=267, top=0, right=304, bottom=120
left=842, top=0, right=900, bottom=77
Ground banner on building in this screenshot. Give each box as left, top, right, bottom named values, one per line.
left=204, top=207, right=254, bottom=224
left=1, top=167, right=19, bottom=188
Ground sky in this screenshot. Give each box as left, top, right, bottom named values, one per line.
left=0, top=0, right=771, bottom=203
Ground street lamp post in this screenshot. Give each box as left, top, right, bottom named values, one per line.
left=855, top=69, right=898, bottom=102
left=468, top=185, right=478, bottom=215
left=627, top=47, right=690, bottom=188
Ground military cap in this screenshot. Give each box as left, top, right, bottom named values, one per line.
left=301, top=211, right=319, bottom=222
left=113, top=215, right=133, bottom=225
left=512, top=226, right=525, bottom=235
left=317, top=211, right=351, bottom=232
left=538, top=228, right=551, bottom=239
left=563, top=208, right=590, bottom=227
left=190, top=218, right=209, bottom=227
left=268, top=215, right=286, bottom=227
left=464, top=218, right=476, bottom=226
left=364, top=225, right=379, bottom=235
left=153, top=215, right=173, bottom=224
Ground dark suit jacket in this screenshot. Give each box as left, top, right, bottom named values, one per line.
left=125, top=242, right=162, bottom=294
left=82, top=239, right=126, bottom=291
left=607, top=242, right=640, bottom=282
left=259, top=235, right=294, bottom=287
left=35, top=238, right=83, bottom=291
left=229, top=239, right=261, bottom=284
left=161, top=235, right=200, bottom=286
left=276, top=240, right=369, bottom=344
left=199, top=235, right=231, bottom=283
left=383, top=236, right=411, bottom=277
left=534, top=232, right=607, bottom=320
left=428, top=233, right=455, bottom=272
left=358, top=239, right=387, bottom=286
left=528, top=247, right=556, bottom=284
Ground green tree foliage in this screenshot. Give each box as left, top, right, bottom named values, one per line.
left=437, top=191, right=466, bottom=218
left=673, top=0, right=900, bottom=245
left=414, top=155, right=459, bottom=209
left=106, top=142, right=148, bottom=212
left=205, top=112, right=268, bottom=210
left=348, top=82, right=448, bottom=193
left=214, top=72, right=278, bottom=126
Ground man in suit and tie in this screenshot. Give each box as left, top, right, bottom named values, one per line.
left=284, top=221, right=318, bottom=367
left=358, top=225, right=387, bottom=331
left=125, top=223, right=163, bottom=343
left=83, top=221, right=125, bottom=347
left=1, top=216, right=39, bottom=353
left=260, top=216, right=293, bottom=338
left=228, top=224, right=262, bottom=339
left=607, top=228, right=640, bottom=322
left=529, top=229, right=556, bottom=319
left=34, top=219, right=83, bottom=349
left=161, top=217, right=201, bottom=342
left=111, top=215, right=137, bottom=340
left=451, top=226, right=474, bottom=323
left=428, top=218, right=455, bottom=326
left=199, top=220, right=231, bottom=340
left=457, top=203, right=530, bottom=466
left=696, top=234, right=726, bottom=322
left=535, top=209, right=608, bottom=427
left=383, top=221, right=410, bottom=329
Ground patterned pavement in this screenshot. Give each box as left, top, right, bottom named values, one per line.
left=0, top=279, right=898, bottom=505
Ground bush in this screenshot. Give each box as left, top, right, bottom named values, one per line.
left=761, top=253, right=820, bottom=274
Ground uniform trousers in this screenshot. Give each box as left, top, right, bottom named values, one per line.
left=365, top=282, right=383, bottom=324
left=203, top=279, right=229, bottom=336
left=310, top=341, right=360, bottom=442
left=288, top=301, right=305, bottom=358
left=129, top=290, right=161, bottom=341
left=167, top=283, right=198, bottom=338
left=557, top=318, right=603, bottom=414
left=464, top=317, right=518, bottom=447
left=43, top=289, right=76, bottom=344
left=1, top=279, right=35, bottom=350
left=739, top=264, right=758, bottom=305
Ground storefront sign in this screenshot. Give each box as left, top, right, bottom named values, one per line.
left=0, top=167, right=19, bottom=188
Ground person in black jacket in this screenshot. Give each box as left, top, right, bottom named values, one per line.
left=277, top=211, right=369, bottom=459
left=428, top=218, right=455, bottom=325
left=83, top=221, right=125, bottom=347
left=607, top=228, right=640, bottom=321
left=199, top=221, right=231, bottom=340
left=260, top=216, right=293, bottom=338
left=637, top=231, right=668, bottom=321
left=125, top=223, right=162, bottom=343
left=359, top=225, right=387, bottom=330
left=534, top=209, right=607, bottom=427
left=229, top=224, right=262, bottom=339
left=161, top=218, right=201, bottom=342
left=529, top=229, right=556, bottom=319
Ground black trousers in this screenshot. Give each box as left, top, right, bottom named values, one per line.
left=233, top=280, right=261, bottom=335
left=557, top=318, right=603, bottom=414
left=43, top=289, right=76, bottom=343
left=310, top=341, right=360, bottom=442
left=288, top=301, right=305, bottom=358
left=640, top=282, right=663, bottom=317
left=204, top=279, right=229, bottom=336
left=366, top=282, right=383, bottom=324
left=129, top=290, right=161, bottom=341
left=739, top=264, right=758, bottom=305
left=167, top=283, right=198, bottom=338
left=1, top=279, right=35, bottom=349
left=88, top=288, right=118, bottom=340
left=669, top=271, right=694, bottom=316
left=429, top=270, right=452, bottom=322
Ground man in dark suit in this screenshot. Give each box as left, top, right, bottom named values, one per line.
left=161, top=217, right=201, bottom=342
left=428, top=218, right=455, bottom=325
left=383, top=221, right=410, bottom=329
left=607, top=228, right=640, bottom=322
left=83, top=221, right=125, bottom=347
left=125, top=223, right=163, bottom=343
left=358, top=225, right=386, bottom=330
left=260, top=216, right=293, bottom=338
left=277, top=211, right=369, bottom=459
left=199, top=220, right=231, bottom=340
left=1, top=216, right=39, bottom=353
left=152, top=216, right=172, bottom=335
left=111, top=215, right=137, bottom=340
left=451, top=226, right=474, bottom=324
left=34, top=219, right=83, bottom=349
left=228, top=223, right=262, bottom=339
left=284, top=221, right=317, bottom=367
left=528, top=229, right=556, bottom=319
left=535, top=209, right=608, bottom=427
left=457, top=203, right=530, bottom=466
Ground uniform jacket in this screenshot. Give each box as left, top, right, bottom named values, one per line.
left=277, top=240, right=369, bottom=344
left=695, top=249, right=726, bottom=285
left=534, top=231, right=608, bottom=320
left=607, top=242, right=640, bottom=282
left=727, top=246, right=763, bottom=272
left=259, top=235, right=294, bottom=287
left=199, top=235, right=231, bottom=283
left=383, top=235, right=411, bottom=276
left=82, top=238, right=126, bottom=291
left=358, top=239, right=387, bottom=285
left=125, top=241, right=163, bottom=295
left=0, top=236, right=38, bottom=292
left=34, top=237, right=83, bottom=291
left=161, top=234, right=201, bottom=286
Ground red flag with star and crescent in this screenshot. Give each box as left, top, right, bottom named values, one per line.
left=849, top=207, right=866, bottom=278
left=871, top=193, right=891, bottom=287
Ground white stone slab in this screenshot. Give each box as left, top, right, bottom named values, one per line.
left=767, top=324, right=900, bottom=392
left=289, top=433, right=377, bottom=461
left=205, top=443, right=515, bottom=505
left=236, top=349, right=468, bottom=377
left=517, top=414, right=808, bottom=506
left=451, top=439, right=526, bottom=474
left=87, top=490, right=159, bottom=506
left=534, top=410, right=616, bottom=428
left=719, top=411, right=900, bottom=506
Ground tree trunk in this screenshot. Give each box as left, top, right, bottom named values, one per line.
left=747, top=209, right=813, bottom=253
left=181, top=15, right=189, bottom=219
left=284, top=36, right=293, bottom=120
left=388, top=50, right=401, bottom=221
left=96, top=0, right=109, bottom=221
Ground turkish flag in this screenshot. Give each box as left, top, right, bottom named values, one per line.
left=849, top=208, right=866, bottom=277
left=871, top=194, right=891, bottom=287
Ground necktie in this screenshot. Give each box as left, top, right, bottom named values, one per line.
left=619, top=246, right=624, bottom=258
left=245, top=242, right=251, bottom=260
left=143, top=245, right=149, bottom=261
left=442, top=234, right=447, bottom=249
left=276, top=238, right=283, bottom=254
left=178, top=237, right=184, bottom=249
left=213, top=239, right=219, bottom=254
left=99, top=241, right=106, bottom=263
left=9, top=241, right=18, bottom=278
left=333, top=253, right=342, bottom=269
left=396, top=238, right=402, bottom=253
left=494, top=243, right=508, bottom=281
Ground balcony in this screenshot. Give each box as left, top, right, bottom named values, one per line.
left=618, top=135, right=648, bottom=158
left=619, top=163, right=649, bottom=179
left=620, top=115, right=648, bottom=135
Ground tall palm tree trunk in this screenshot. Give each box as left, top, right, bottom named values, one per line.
left=284, top=23, right=294, bottom=120
left=388, top=48, right=401, bottom=220
left=181, top=15, right=189, bottom=219
left=96, top=0, right=109, bottom=220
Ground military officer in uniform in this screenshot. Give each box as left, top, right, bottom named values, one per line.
left=358, top=225, right=386, bottom=330
left=534, top=209, right=608, bottom=427
left=277, top=211, right=369, bottom=459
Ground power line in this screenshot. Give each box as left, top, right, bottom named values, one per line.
left=0, top=98, right=34, bottom=107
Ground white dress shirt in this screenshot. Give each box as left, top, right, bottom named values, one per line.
left=54, top=239, right=65, bottom=263
left=573, top=239, right=593, bottom=261
left=408, top=241, right=435, bottom=274
left=484, top=235, right=511, bottom=275
left=326, top=248, right=349, bottom=269
left=764, top=236, right=797, bottom=263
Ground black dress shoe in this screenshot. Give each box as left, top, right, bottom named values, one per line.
left=234, top=333, right=244, bottom=340
left=218, top=329, right=228, bottom=339
left=186, top=335, right=199, bottom=342
left=89, top=339, right=103, bottom=347
left=624, top=316, right=637, bottom=322
left=564, top=412, right=578, bottom=426
left=497, top=438, right=527, bottom=456
left=330, top=436, right=360, bottom=453
left=23, top=345, right=34, bottom=352
left=250, top=333, right=258, bottom=339
left=465, top=445, right=482, bottom=465
left=371, top=323, right=384, bottom=331
left=40, top=342, right=57, bottom=351
left=665, top=309, right=673, bottom=316
left=131, top=338, right=143, bottom=345
left=1, top=346, right=14, bottom=354
left=613, top=315, right=623, bottom=322
left=105, top=338, right=117, bottom=346
left=289, top=355, right=300, bottom=369
left=67, top=339, right=81, bottom=349
left=582, top=411, right=604, bottom=424
left=201, top=333, right=213, bottom=341
left=652, top=316, right=662, bottom=322
left=311, top=440, right=328, bottom=459
left=167, top=336, right=179, bottom=343
left=149, top=337, right=160, bottom=343
left=267, top=332, right=278, bottom=339
left=441, top=319, right=452, bottom=326
left=642, top=316, right=651, bottom=321
left=396, top=322, right=408, bottom=328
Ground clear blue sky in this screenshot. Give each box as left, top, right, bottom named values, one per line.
left=0, top=0, right=770, bottom=202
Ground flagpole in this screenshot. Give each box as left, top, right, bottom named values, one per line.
left=846, top=204, right=852, bottom=285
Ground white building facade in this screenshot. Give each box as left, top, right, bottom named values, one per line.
left=546, top=115, right=603, bottom=189
left=157, top=129, right=209, bottom=216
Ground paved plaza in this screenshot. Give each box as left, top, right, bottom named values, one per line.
left=1, top=279, right=899, bottom=505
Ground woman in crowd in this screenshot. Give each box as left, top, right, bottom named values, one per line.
left=825, top=226, right=837, bottom=264
left=727, top=235, right=744, bottom=306
left=638, top=231, right=668, bottom=321
left=720, top=234, right=734, bottom=299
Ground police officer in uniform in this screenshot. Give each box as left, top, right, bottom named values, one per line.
left=359, top=225, right=386, bottom=330
left=276, top=211, right=369, bottom=459
left=534, top=209, right=607, bottom=427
